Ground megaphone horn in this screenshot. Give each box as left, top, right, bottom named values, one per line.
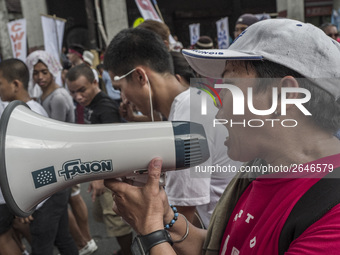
left=0, top=100, right=209, bottom=217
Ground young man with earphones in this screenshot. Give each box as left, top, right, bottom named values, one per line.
left=104, top=28, right=242, bottom=228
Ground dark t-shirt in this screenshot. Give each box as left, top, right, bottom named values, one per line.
left=85, top=91, right=120, bottom=124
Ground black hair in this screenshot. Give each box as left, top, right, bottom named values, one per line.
left=96, top=64, right=105, bottom=71
left=319, top=23, right=337, bottom=32
left=243, top=60, right=340, bottom=132
left=170, top=51, right=196, bottom=84
left=104, top=27, right=174, bottom=77
left=0, top=58, right=29, bottom=90
left=66, top=63, right=95, bottom=83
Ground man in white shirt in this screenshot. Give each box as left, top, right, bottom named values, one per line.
left=0, top=58, right=50, bottom=254
left=104, top=28, right=242, bottom=227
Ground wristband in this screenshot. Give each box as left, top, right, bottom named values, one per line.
left=164, top=204, right=178, bottom=229
left=131, top=229, right=173, bottom=255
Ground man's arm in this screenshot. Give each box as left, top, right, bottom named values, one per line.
left=104, top=158, right=207, bottom=255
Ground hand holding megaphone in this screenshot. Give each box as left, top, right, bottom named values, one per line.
left=104, top=157, right=171, bottom=235
left=0, top=101, right=210, bottom=217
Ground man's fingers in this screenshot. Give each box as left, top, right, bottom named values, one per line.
left=146, top=158, right=163, bottom=189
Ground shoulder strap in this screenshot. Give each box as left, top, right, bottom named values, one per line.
left=279, top=168, right=340, bottom=255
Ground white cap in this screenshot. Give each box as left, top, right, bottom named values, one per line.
left=182, top=18, right=340, bottom=101
left=83, top=50, right=94, bottom=66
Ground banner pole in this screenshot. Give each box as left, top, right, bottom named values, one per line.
left=152, top=0, right=164, bottom=22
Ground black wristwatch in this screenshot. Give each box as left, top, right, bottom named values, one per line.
left=131, top=229, right=173, bottom=255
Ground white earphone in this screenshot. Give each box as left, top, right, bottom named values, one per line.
left=113, top=68, right=136, bottom=81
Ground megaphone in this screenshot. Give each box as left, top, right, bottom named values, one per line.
left=0, top=101, right=209, bottom=217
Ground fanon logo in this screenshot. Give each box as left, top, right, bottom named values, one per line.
left=59, top=159, right=113, bottom=180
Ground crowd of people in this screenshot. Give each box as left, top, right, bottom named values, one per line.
left=0, top=12, right=339, bottom=255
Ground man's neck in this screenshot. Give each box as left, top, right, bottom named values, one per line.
left=41, top=81, right=59, bottom=101
left=152, top=74, right=188, bottom=119
left=15, top=91, right=31, bottom=103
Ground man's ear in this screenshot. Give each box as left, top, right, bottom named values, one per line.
left=277, top=76, right=304, bottom=115
left=175, top=74, right=182, bottom=83
left=133, top=67, right=148, bottom=86
left=12, top=80, right=21, bottom=91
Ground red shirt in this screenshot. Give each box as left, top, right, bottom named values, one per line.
left=220, top=154, right=340, bottom=255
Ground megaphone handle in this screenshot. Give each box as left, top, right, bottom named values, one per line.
left=125, top=172, right=166, bottom=187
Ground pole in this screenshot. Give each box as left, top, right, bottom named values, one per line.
left=152, top=0, right=164, bottom=22
left=53, top=14, right=61, bottom=62
left=85, top=0, right=97, bottom=49
left=94, top=0, right=109, bottom=46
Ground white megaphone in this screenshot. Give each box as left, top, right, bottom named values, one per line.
left=0, top=101, right=209, bottom=217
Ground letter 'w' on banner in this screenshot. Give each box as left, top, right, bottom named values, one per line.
left=134, top=0, right=163, bottom=22
left=41, top=14, right=66, bottom=64
left=7, top=19, right=27, bottom=62
left=189, top=23, right=200, bottom=46
left=216, top=17, right=230, bottom=49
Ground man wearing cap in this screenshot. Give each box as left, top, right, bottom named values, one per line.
left=104, top=18, right=340, bottom=255
left=234, top=13, right=259, bottom=39
left=194, top=36, right=214, bottom=49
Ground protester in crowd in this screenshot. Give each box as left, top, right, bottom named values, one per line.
left=97, top=63, right=121, bottom=104
left=83, top=50, right=99, bottom=83
left=171, top=35, right=184, bottom=52
left=138, top=19, right=171, bottom=50
left=66, top=64, right=132, bottom=255
left=103, top=27, right=241, bottom=228
left=62, top=48, right=100, bottom=254
left=23, top=52, right=78, bottom=254
left=67, top=44, right=85, bottom=67
left=320, top=22, right=339, bottom=41
left=194, top=36, right=214, bottom=49
left=0, top=58, right=49, bottom=255
left=104, top=18, right=340, bottom=254
left=26, top=50, right=74, bottom=122
left=170, top=51, right=196, bottom=88
left=234, top=13, right=259, bottom=39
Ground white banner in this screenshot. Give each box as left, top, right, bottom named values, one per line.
left=216, top=17, right=230, bottom=49
left=7, top=19, right=27, bottom=61
left=134, top=0, right=162, bottom=22
left=189, top=23, right=200, bottom=46
left=41, top=15, right=65, bottom=63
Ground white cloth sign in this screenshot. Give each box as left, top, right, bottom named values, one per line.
left=41, top=15, right=65, bottom=64
left=216, top=17, right=230, bottom=49
left=189, top=23, right=200, bottom=46
left=7, top=19, right=27, bottom=61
